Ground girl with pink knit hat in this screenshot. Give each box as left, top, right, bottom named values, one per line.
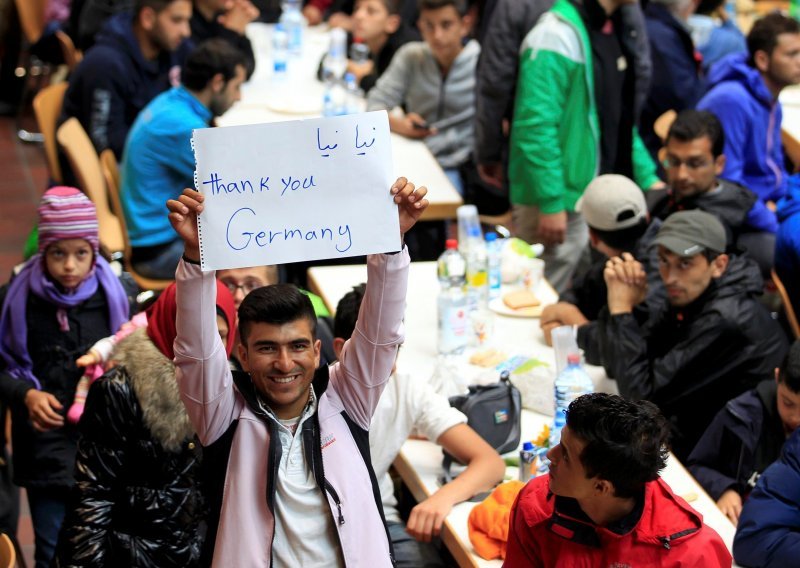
left=0, top=187, right=130, bottom=568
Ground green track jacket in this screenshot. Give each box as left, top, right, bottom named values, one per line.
left=508, top=0, right=659, bottom=213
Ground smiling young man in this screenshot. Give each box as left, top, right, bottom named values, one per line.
left=596, top=210, right=789, bottom=460
left=168, top=177, right=427, bottom=567
left=505, top=393, right=731, bottom=567
left=650, top=109, right=775, bottom=274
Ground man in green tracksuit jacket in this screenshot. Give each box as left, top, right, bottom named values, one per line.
left=509, top=0, right=662, bottom=293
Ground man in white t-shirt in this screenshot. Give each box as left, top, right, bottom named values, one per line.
left=332, top=284, right=505, bottom=567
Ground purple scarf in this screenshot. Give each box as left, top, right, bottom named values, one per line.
left=0, top=255, right=129, bottom=389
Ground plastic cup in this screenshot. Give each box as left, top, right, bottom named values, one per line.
left=521, top=257, right=545, bottom=292
left=470, top=309, right=494, bottom=347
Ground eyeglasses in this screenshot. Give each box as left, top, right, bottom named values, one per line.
left=221, top=279, right=263, bottom=294
left=662, top=157, right=712, bottom=170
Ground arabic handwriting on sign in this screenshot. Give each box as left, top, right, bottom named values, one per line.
left=317, top=128, right=338, bottom=157
left=355, top=124, right=376, bottom=156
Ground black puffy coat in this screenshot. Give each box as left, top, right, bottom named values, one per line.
left=598, top=254, right=789, bottom=460
left=54, top=329, right=205, bottom=567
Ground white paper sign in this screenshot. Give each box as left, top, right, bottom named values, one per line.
left=192, top=111, right=399, bottom=271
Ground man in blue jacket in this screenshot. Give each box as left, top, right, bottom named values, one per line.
left=776, top=176, right=800, bottom=310
left=733, top=423, right=800, bottom=567
left=120, top=39, right=247, bottom=279
left=61, top=0, right=193, bottom=159
left=697, top=13, right=800, bottom=234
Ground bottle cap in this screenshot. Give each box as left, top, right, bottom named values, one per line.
left=567, top=353, right=581, bottom=365
left=445, top=239, right=458, bottom=250
left=485, top=232, right=497, bottom=242
left=522, top=441, right=534, bottom=451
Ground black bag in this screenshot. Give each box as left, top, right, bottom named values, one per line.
left=442, top=371, right=521, bottom=480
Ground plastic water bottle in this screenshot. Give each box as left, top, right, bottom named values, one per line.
left=464, top=226, right=488, bottom=311
left=323, top=28, right=348, bottom=83
left=486, top=232, right=502, bottom=302
left=280, top=0, right=304, bottom=57
left=344, top=72, right=364, bottom=114
left=437, top=239, right=468, bottom=355
left=272, top=24, right=288, bottom=82
left=519, top=441, right=536, bottom=482
left=322, top=91, right=336, bottom=117
left=550, top=353, right=593, bottom=446
left=456, top=204, right=481, bottom=258
left=349, top=37, right=371, bottom=64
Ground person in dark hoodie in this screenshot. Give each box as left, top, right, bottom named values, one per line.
left=733, top=425, right=800, bottom=568
left=61, top=0, right=193, bottom=160
left=775, top=176, right=800, bottom=310
left=651, top=109, right=775, bottom=274
left=505, top=393, right=731, bottom=567
left=597, top=210, right=789, bottom=460
left=640, top=0, right=704, bottom=160
left=687, top=339, right=800, bottom=527
left=696, top=13, right=800, bottom=234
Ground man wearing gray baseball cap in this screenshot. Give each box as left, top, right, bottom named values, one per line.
left=597, top=209, right=788, bottom=460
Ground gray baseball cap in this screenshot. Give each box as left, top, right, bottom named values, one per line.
left=575, top=175, right=647, bottom=231
left=654, top=210, right=726, bottom=256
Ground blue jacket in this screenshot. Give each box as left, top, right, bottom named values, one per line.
left=697, top=52, right=786, bottom=232
left=775, top=175, right=800, bottom=309
left=687, top=380, right=785, bottom=501
left=120, top=87, right=211, bottom=248
left=733, top=427, right=800, bottom=568
left=688, top=15, right=747, bottom=72
left=61, top=12, right=190, bottom=159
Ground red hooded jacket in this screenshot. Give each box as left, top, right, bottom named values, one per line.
left=504, top=475, right=731, bottom=567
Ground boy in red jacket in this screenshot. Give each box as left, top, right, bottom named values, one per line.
left=505, top=394, right=731, bottom=567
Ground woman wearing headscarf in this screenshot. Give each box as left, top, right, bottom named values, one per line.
left=53, top=281, right=236, bottom=567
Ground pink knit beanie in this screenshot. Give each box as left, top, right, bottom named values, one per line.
left=37, top=187, right=99, bottom=254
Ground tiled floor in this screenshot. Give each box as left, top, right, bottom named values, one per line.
left=1, top=113, right=49, bottom=568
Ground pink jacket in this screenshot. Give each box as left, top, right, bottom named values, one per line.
left=174, top=251, right=408, bottom=567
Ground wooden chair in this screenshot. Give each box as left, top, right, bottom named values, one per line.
left=13, top=0, right=50, bottom=143
left=0, top=533, right=16, bottom=568
left=57, top=118, right=125, bottom=255
left=13, top=0, right=46, bottom=45
left=653, top=109, right=677, bottom=143
left=782, top=128, right=800, bottom=174
left=772, top=269, right=800, bottom=340
left=100, top=149, right=173, bottom=291
left=55, top=29, right=82, bottom=71
left=32, top=82, right=68, bottom=184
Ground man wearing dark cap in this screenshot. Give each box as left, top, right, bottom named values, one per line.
left=597, top=210, right=788, bottom=460
left=541, top=174, right=662, bottom=365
